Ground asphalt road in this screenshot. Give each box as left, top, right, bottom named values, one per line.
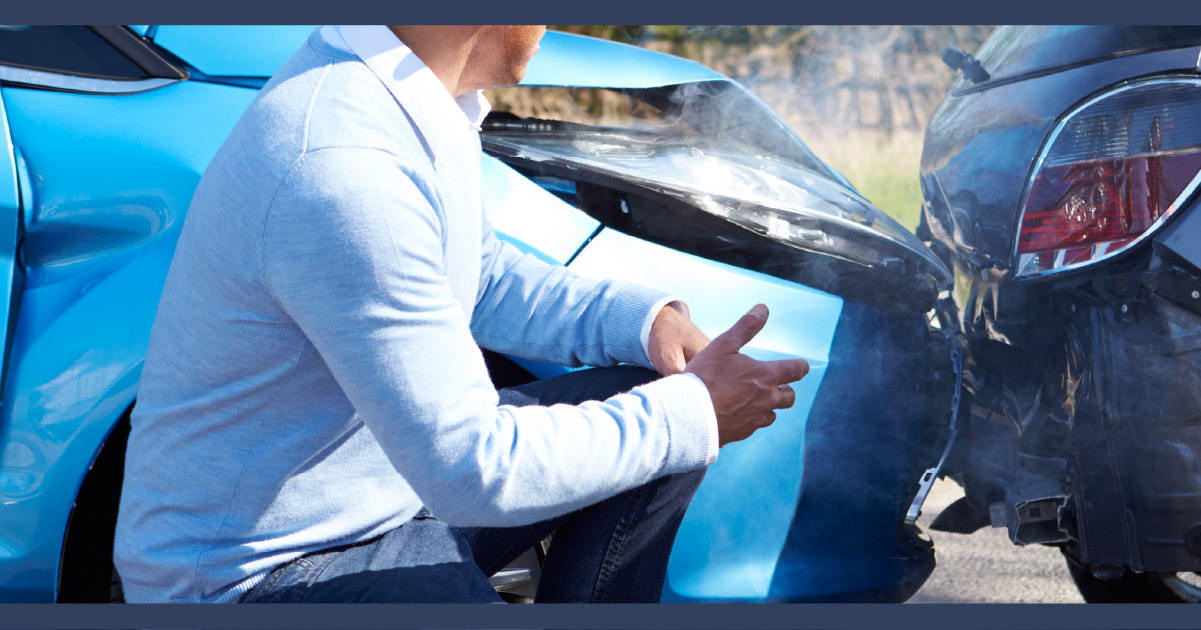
left=906, top=478, right=1085, bottom=603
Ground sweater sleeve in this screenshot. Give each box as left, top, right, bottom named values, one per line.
left=471, top=212, right=665, bottom=370
left=261, top=148, right=713, bottom=527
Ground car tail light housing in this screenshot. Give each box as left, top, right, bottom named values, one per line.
left=1015, top=78, right=1201, bottom=278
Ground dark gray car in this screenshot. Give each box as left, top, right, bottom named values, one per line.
left=922, top=25, right=1201, bottom=602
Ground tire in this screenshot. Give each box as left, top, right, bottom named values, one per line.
left=1064, top=553, right=1193, bottom=603
left=58, top=413, right=130, bottom=603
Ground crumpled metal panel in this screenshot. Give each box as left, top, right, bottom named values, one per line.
left=949, top=261, right=1201, bottom=573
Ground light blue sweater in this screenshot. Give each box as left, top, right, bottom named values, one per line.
left=113, top=31, right=714, bottom=603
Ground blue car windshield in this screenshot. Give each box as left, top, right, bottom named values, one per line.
left=482, top=82, right=843, bottom=188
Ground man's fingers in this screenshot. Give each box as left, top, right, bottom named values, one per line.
left=766, top=358, right=809, bottom=385
left=709, top=304, right=769, bottom=354
left=756, top=411, right=778, bottom=428
left=772, top=384, right=796, bottom=410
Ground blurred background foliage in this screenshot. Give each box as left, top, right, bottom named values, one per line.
left=546, top=26, right=996, bottom=231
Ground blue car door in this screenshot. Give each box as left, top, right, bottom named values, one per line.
left=0, top=90, right=23, bottom=393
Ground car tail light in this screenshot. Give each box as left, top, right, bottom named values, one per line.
left=1015, top=78, right=1201, bottom=278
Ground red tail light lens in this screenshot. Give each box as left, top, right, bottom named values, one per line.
left=1015, top=79, right=1201, bottom=278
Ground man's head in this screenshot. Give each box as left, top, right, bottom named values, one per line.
left=388, top=25, right=546, bottom=97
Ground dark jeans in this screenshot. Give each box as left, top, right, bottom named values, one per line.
left=240, top=366, right=705, bottom=603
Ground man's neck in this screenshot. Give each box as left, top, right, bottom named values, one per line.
left=388, top=25, right=480, bottom=98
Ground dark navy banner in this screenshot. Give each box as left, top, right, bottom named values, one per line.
left=2, top=603, right=1201, bottom=630
left=5, top=0, right=1201, bottom=26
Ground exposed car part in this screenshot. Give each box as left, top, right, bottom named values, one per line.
left=922, top=26, right=1201, bottom=603
left=905, top=344, right=964, bottom=525
left=1064, top=552, right=1201, bottom=603
left=489, top=547, right=539, bottom=604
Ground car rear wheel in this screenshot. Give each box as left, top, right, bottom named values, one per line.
left=1064, top=552, right=1196, bottom=602
left=58, top=412, right=130, bottom=603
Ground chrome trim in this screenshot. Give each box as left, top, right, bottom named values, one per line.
left=1013, top=76, right=1201, bottom=280
left=488, top=568, right=533, bottom=589
left=0, top=64, right=178, bottom=94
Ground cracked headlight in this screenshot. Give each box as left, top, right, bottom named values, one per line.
left=482, top=85, right=951, bottom=312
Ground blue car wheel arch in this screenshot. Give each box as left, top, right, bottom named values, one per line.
left=0, top=26, right=953, bottom=603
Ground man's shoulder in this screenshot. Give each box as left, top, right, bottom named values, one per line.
left=199, top=37, right=432, bottom=212
left=300, top=56, right=430, bottom=166
left=243, top=41, right=415, bottom=155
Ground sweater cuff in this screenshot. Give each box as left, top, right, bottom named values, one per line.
left=637, top=373, right=717, bottom=475
left=605, top=283, right=673, bottom=368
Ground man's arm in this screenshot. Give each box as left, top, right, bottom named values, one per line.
left=471, top=214, right=668, bottom=370
left=263, top=148, right=714, bottom=527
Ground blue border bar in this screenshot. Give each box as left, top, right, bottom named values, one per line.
left=1, top=603, right=1200, bottom=630
left=6, top=0, right=1201, bottom=26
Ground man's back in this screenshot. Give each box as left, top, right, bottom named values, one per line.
left=113, top=24, right=799, bottom=605
left=115, top=31, right=475, bottom=604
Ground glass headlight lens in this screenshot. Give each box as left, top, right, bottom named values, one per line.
left=482, top=131, right=950, bottom=294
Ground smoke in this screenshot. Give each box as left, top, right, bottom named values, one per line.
left=618, top=26, right=994, bottom=142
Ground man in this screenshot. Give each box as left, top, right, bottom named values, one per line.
left=113, top=25, right=808, bottom=603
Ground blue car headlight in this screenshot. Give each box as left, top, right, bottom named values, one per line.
left=482, top=85, right=951, bottom=313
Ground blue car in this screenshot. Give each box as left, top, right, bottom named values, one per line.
left=0, top=25, right=958, bottom=603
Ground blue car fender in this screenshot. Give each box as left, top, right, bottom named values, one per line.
left=0, top=80, right=257, bottom=602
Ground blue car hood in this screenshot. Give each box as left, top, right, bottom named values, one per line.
left=147, top=26, right=726, bottom=89
left=520, top=31, right=725, bottom=88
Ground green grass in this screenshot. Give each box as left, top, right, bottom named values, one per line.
left=806, top=130, right=925, bottom=233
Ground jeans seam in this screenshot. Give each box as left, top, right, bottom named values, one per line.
left=593, top=483, right=649, bottom=602
left=294, top=551, right=342, bottom=601
left=244, top=556, right=312, bottom=603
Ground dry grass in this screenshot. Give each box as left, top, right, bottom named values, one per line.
left=805, top=129, right=926, bottom=232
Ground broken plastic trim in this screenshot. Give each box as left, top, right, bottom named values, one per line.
left=905, top=344, right=964, bottom=525
left=990, top=495, right=1075, bottom=546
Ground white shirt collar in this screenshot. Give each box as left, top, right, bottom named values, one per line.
left=321, top=25, right=492, bottom=163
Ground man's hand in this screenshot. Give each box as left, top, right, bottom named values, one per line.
left=685, top=304, right=809, bottom=446
left=647, top=303, right=711, bottom=376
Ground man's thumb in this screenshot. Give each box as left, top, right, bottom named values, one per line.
left=711, top=304, right=768, bottom=353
